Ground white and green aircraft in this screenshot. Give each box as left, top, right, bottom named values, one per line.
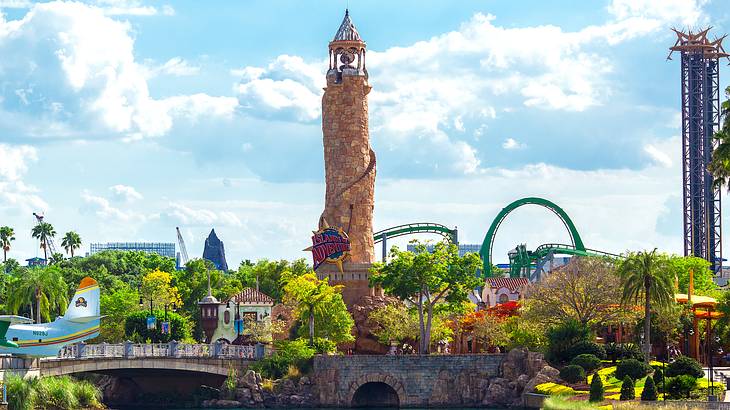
left=0, top=277, right=100, bottom=357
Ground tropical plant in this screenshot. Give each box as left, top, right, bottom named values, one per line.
left=709, top=86, right=730, bottom=189
left=641, top=375, right=658, bottom=401
left=546, top=319, right=591, bottom=364
left=370, top=240, right=481, bottom=354
left=560, top=365, right=586, bottom=384
left=283, top=272, right=352, bottom=346
left=5, top=266, right=68, bottom=323
left=250, top=339, right=315, bottom=379
left=589, top=373, right=604, bottom=403
left=49, top=252, right=64, bottom=265
left=615, top=358, right=651, bottom=381
left=618, top=249, right=675, bottom=361
left=665, top=375, right=697, bottom=400
left=61, top=231, right=82, bottom=257
left=0, top=226, right=15, bottom=266
left=619, top=376, right=635, bottom=401
left=31, top=221, right=56, bottom=261
left=666, top=355, right=704, bottom=378
left=570, top=341, right=606, bottom=360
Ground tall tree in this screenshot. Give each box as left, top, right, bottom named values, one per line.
left=31, top=222, right=56, bottom=262
left=0, top=226, right=15, bottom=265
left=61, top=231, right=82, bottom=257
left=618, top=249, right=675, bottom=361
left=282, top=272, right=349, bottom=346
left=49, top=252, right=64, bottom=265
left=709, top=86, right=730, bottom=189
left=370, top=240, right=481, bottom=354
left=6, top=266, right=68, bottom=324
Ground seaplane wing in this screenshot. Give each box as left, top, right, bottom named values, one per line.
left=0, top=277, right=101, bottom=356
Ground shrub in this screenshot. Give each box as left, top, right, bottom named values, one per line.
left=665, top=375, right=697, bottom=400
left=615, top=359, right=651, bottom=381
left=571, top=341, right=606, bottom=360
left=124, top=309, right=192, bottom=343
left=666, top=356, right=704, bottom=378
left=543, top=396, right=598, bottom=410
left=589, top=374, right=604, bottom=402
left=653, top=368, right=664, bottom=389
left=250, top=339, right=315, bottom=379
left=560, top=365, right=586, bottom=384
left=72, top=380, right=102, bottom=407
left=546, top=319, right=591, bottom=364
left=619, top=376, right=635, bottom=401
left=570, top=354, right=602, bottom=373
left=40, top=376, right=80, bottom=410
left=5, top=373, right=35, bottom=410
left=641, top=375, right=658, bottom=401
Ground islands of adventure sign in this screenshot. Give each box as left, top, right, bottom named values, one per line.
left=305, top=223, right=351, bottom=272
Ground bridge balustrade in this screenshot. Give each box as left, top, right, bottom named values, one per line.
left=56, top=341, right=260, bottom=360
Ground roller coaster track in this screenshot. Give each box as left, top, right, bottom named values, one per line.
left=373, top=223, right=458, bottom=260
left=514, top=243, right=621, bottom=281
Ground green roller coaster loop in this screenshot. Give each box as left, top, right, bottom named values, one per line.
left=374, top=223, right=458, bottom=261
left=479, top=197, right=587, bottom=278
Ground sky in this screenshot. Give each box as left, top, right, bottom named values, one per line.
left=0, top=0, right=729, bottom=268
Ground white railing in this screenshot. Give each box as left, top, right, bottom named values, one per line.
left=56, top=341, right=263, bottom=360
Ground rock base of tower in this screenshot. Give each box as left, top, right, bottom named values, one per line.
left=315, top=262, right=382, bottom=308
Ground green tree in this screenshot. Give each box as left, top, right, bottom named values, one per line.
left=283, top=272, right=352, bottom=346
left=99, top=284, right=139, bottom=342
left=641, top=375, right=658, bottom=401
left=620, top=376, right=635, bottom=401
left=49, top=252, right=64, bottom=265
left=589, top=374, right=604, bottom=402
left=0, top=226, right=15, bottom=265
left=369, top=304, right=418, bottom=345
left=124, top=309, right=191, bottom=343
left=618, top=249, right=675, bottom=361
left=6, top=266, right=68, bottom=323
left=31, top=222, right=56, bottom=262
left=709, top=86, right=730, bottom=189
left=236, top=258, right=309, bottom=302
left=370, top=240, right=481, bottom=354
left=295, top=292, right=354, bottom=345
left=666, top=255, right=714, bottom=294
left=61, top=231, right=82, bottom=257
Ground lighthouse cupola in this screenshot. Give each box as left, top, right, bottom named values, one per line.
left=327, top=9, right=367, bottom=83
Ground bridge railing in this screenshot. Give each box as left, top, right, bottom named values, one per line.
left=56, top=341, right=263, bottom=360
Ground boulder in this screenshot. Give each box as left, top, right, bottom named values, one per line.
left=526, top=351, right=547, bottom=378
left=523, top=365, right=560, bottom=396
left=484, top=377, right=513, bottom=406
left=350, top=295, right=400, bottom=354
left=501, top=348, right=528, bottom=380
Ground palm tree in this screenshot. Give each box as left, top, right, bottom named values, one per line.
left=0, top=226, right=15, bottom=265
left=6, top=267, right=68, bottom=324
left=709, top=86, right=730, bottom=188
left=61, top=231, right=81, bottom=257
left=618, top=249, right=675, bottom=362
left=31, top=222, right=56, bottom=262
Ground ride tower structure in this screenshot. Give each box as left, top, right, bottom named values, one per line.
left=668, top=28, right=729, bottom=275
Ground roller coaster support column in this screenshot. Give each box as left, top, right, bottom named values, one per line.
left=382, top=237, right=387, bottom=261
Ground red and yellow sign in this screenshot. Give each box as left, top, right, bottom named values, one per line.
left=305, top=223, right=350, bottom=272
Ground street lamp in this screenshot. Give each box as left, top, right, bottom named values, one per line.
left=709, top=334, right=721, bottom=401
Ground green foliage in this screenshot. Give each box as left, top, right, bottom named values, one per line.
left=665, top=375, right=697, bottom=400
left=589, top=372, right=604, bottom=403
left=311, top=337, right=337, bottom=354
left=60, top=231, right=82, bottom=258
left=369, top=303, right=418, bottom=344
left=546, top=319, right=591, bottom=364
left=619, top=376, right=635, bottom=401
left=559, top=365, right=586, bottom=384
left=667, top=256, right=714, bottom=293
left=5, top=265, right=69, bottom=323
left=124, top=309, right=192, bottom=343
left=653, top=368, right=664, bottom=387
left=543, top=396, right=599, bottom=410
left=5, top=375, right=102, bottom=410
left=224, top=366, right=237, bottom=395
left=370, top=240, right=481, bottom=354
left=570, top=354, right=601, bottom=374
left=99, top=283, right=139, bottom=342
left=503, top=317, right=547, bottom=352
left=250, top=339, right=315, bottom=379
left=0, top=225, right=15, bottom=264
left=709, top=86, right=730, bottom=189
left=570, top=341, right=606, bottom=360
left=605, top=343, right=644, bottom=362
left=295, top=292, right=355, bottom=345
left=236, top=258, right=309, bottom=302
left=666, top=356, right=704, bottom=378
left=641, top=375, right=658, bottom=401
left=615, top=359, right=651, bottom=381
left=31, top=221, right=56, bottom=260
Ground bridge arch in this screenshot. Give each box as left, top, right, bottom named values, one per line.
left=374, top=223, right=458, bottom=260
left=480, top=197, right=585, bottom=277
left=347, top=373, right=405, bottom=407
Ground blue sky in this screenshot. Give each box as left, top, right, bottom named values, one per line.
left=1, top=0, right=729, bottom=267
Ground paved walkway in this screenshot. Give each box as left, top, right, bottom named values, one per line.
left=702, top=367, right=730, bottom=401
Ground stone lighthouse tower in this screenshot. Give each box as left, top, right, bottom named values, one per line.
left=315, top=10, right=377, bottom=307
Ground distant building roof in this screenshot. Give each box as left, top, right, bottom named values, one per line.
left=487, top=277, right=529, bottom=293
left=333, top=9, right=361, bottom=42
left=228, top=288, right=274, bottom=305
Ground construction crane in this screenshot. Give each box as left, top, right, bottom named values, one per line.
left=176, top=227, right=189, bottom=268
left=32, top=212, right=59, bottom=256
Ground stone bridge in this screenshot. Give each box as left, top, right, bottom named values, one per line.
left=313, top=354, right=505, bottom=407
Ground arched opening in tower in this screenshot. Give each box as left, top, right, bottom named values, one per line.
left=351, top=382, right=400, bottom=407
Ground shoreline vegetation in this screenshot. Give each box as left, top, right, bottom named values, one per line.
left=5, top=374, right=103, bottom=410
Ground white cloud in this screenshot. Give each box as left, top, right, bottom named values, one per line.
left=94, top=0, right=172, bottom=16
left=80, top=190, right=147, bottom=222
left=0, top=2, right=236, bottom=141
left=502, top=138, right=526, bottom=150
left=0, top=144, right=46, bottom=215
left=164, top=203, right=243, bottom=227
left=149, top=57, right=200, bottom=77
left=108, top=184, right=143, bottom=202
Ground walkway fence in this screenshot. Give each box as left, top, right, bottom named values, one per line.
left=56, top=341, right=265, bottom=360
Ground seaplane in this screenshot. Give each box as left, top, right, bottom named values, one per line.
left=0, top=277, right=101, bottom=357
